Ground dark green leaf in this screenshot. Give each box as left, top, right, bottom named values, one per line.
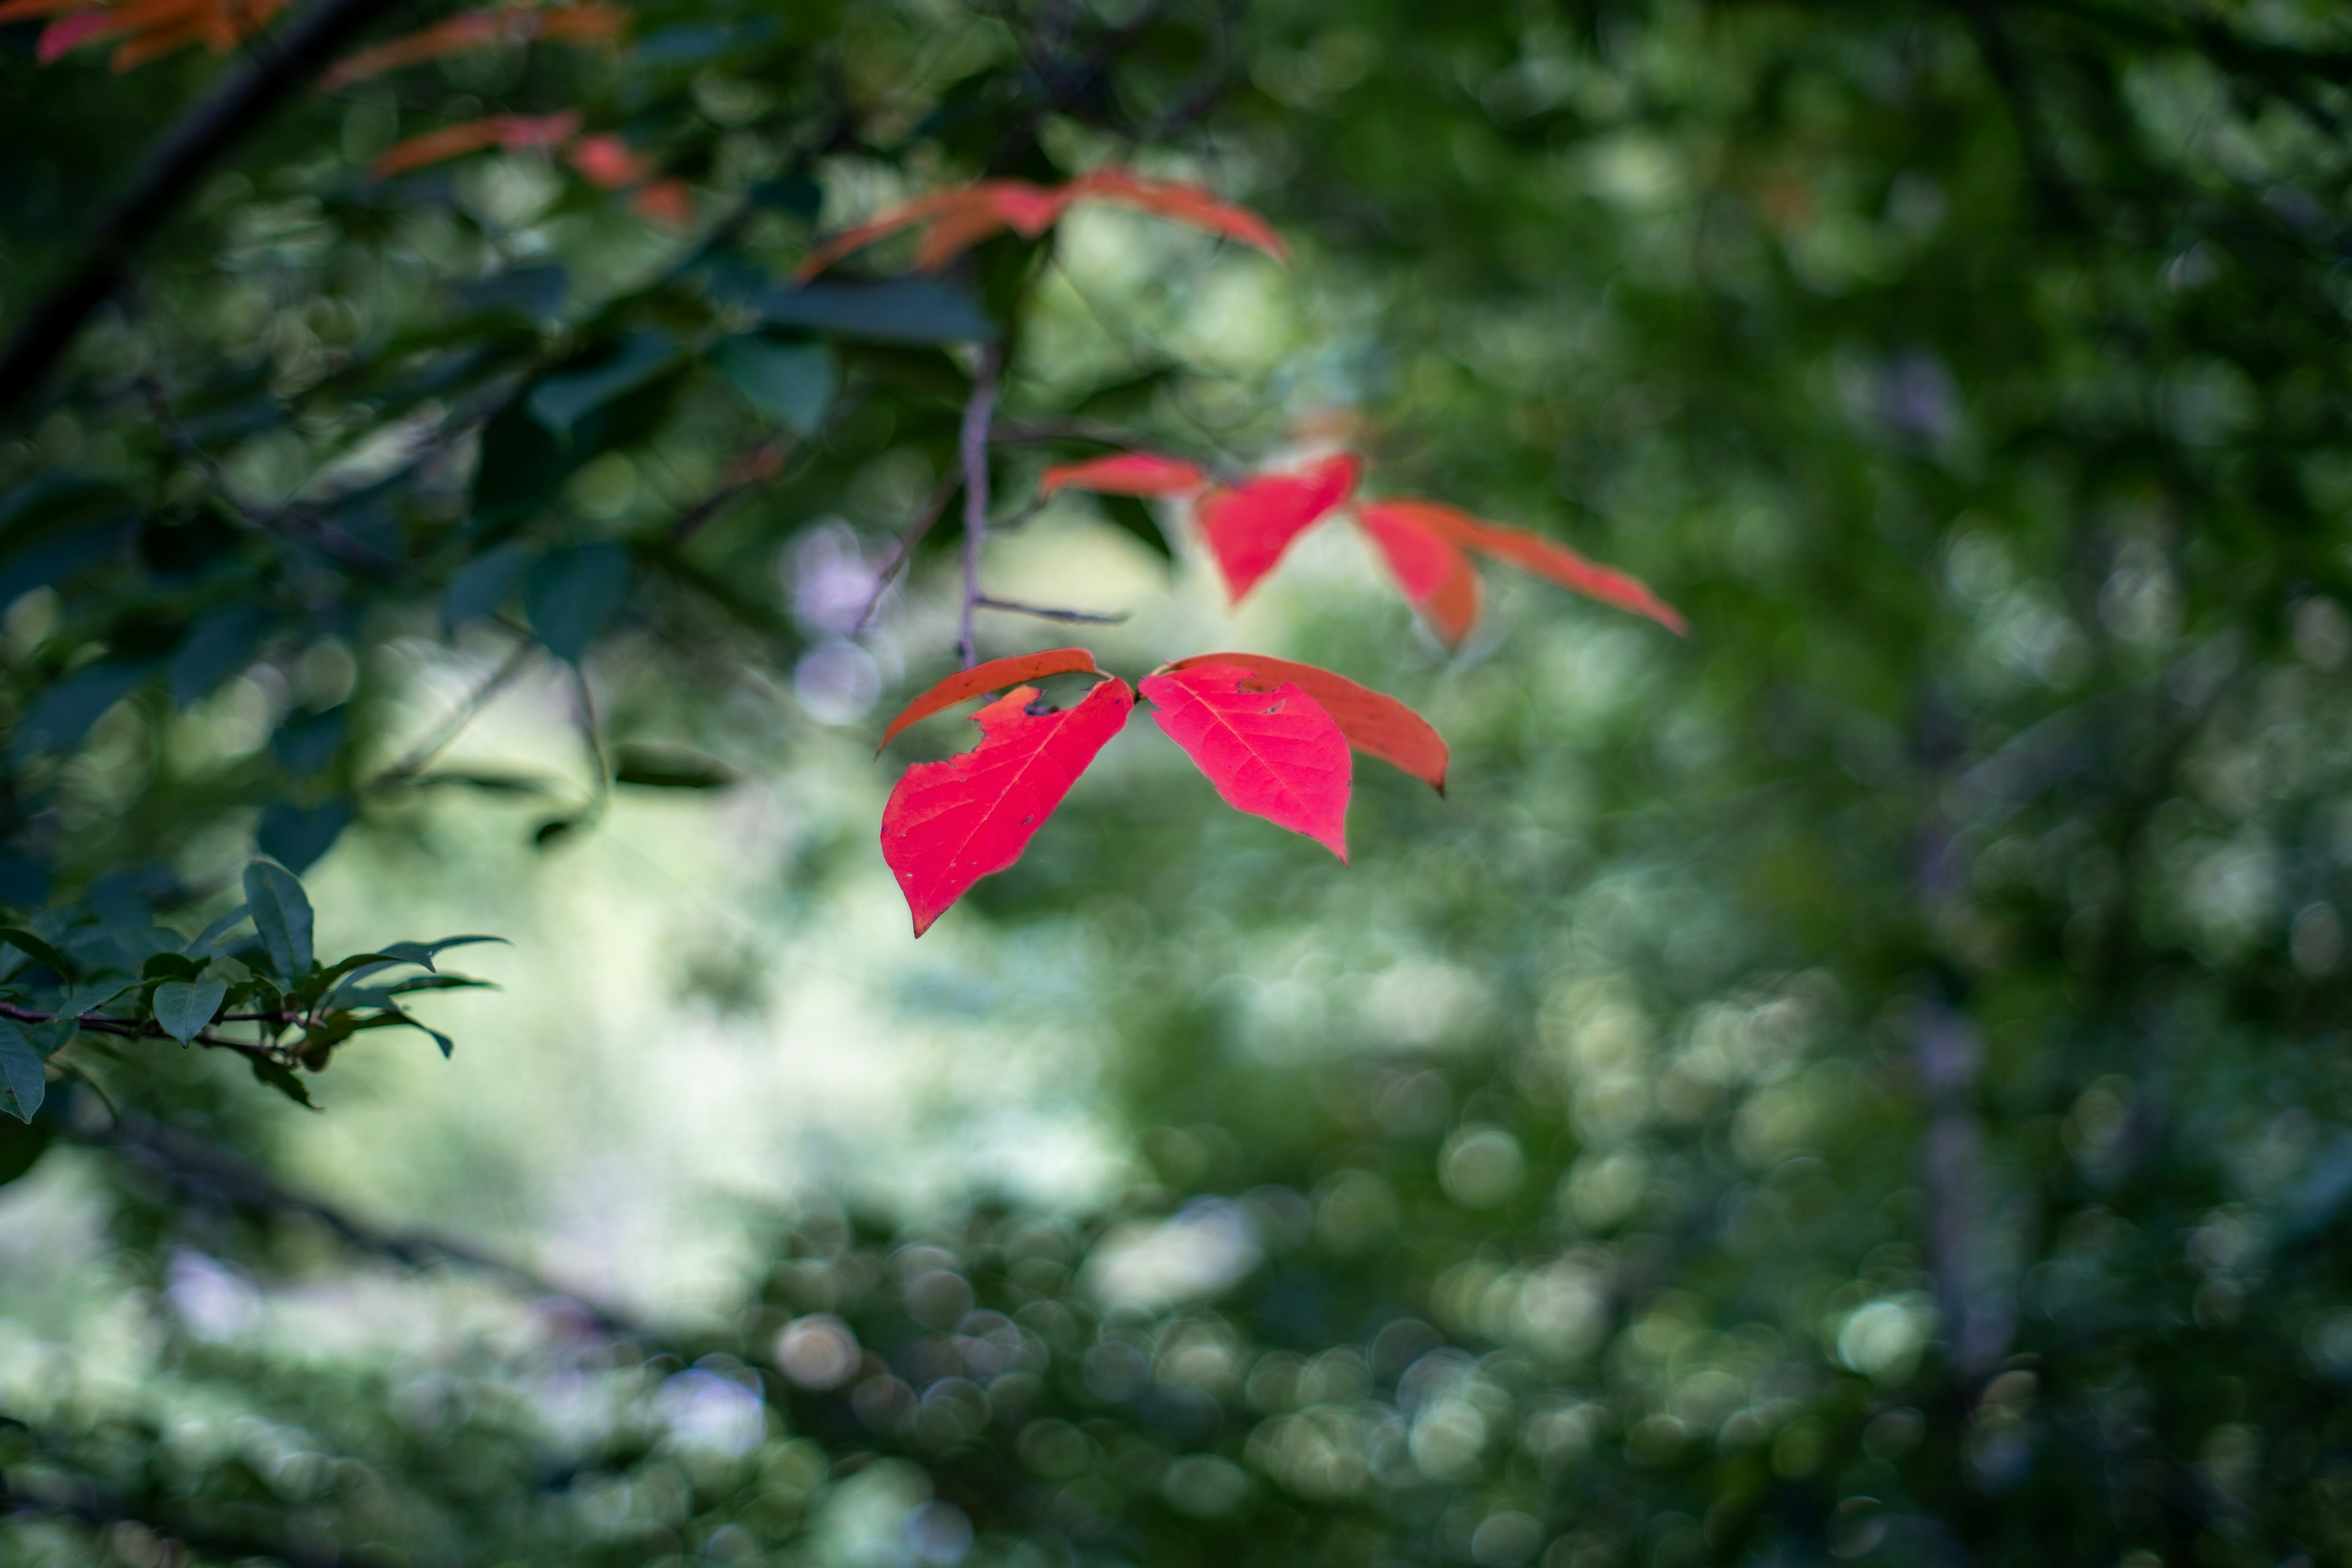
left=526, top=331, right=679, bottom=434
left=249, top=1057, right=318, bottom=1109
left=371, top=936, right=505, bottom=973
left=186, top=905, right=252, bottom=957
left=0, top=1020, right=43, bottom=1123
left=141, top=951, right=204, bottom=981
left=257, top=800, right=355, bottom=875
left=731, top=276, right=998, bottom=344
left=713, top=336, right=838, bottom=434
left=0, top=1097, right=55, bottom=1187
left=0, top=927, right=74, bottom=981
left=243, top=862, right=315, bottom=981
left=153, top=976, right=228, bottom=1045
left=444, top=541, right=531, bottom=628
left=612, top=743, right=738, bottom=790
left=526, top=543, right=633, bottom=663
left=9, top=660, right=151, bottom=761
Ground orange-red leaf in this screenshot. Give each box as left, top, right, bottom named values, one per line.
left=876, top=648, right=1106, bottom=754
left=1362, top=497, right=1686, bottom=636
left=632, top=178, right=694, bottom=228
left=1354, top=500, right=1482, bottom=647
left=795, top=182, right=1069, bottom=282
left=1165, top=651, right=1448, bottom=793
left=1038, top=453, right=1208, bottom=499
left=880, top=677, right=1134, bottom=936
left=372, top=111, right=581, bottom=178
left=1196, top=453, right=1359, bottom=604
left=36, top=8, right=111, bottom=58
left=322, top=1, right=624, bottom=86
left=1140, top=663, right=1350, bottom=861
left=567, top=133, right=653, bottom=189
left=1062, top=167, right=1288, bottom=263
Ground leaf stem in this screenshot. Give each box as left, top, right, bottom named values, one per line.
left=974, top=596, right=1130, bottom=625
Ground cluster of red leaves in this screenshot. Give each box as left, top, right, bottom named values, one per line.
left=878, top=649, right=1446, bottom=935
left=320, top=0, right=626, bottom=88
left=1040, top=450, right=1687, bottom=641
left=0, top=0, right=282, bottom=70
left=372, top=113, right=692, bottom=226
left=796, top=168, right=1288, bottom=282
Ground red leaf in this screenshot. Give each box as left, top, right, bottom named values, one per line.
left=1196, top=453, right=1359, bottom=604
left=881, top=677, right=1134, bottom=935
left=631, top=179, right=695, bottom=228
left=796, top=181, right=1070, bottom=281
left=1140, top=663, right=1351, bottom=861
left=1060, top=168, right=1289, bottom=262
left=1354, top=501, right=1482, bottom=646
left=321, top=1, right=624, bottom=88
left=1038, top=453, right=1208, bottom=499
left=1165, top=651, right=1448, bottom=793
left=372, top=111, right=581, bottom=178
left=1364, top=498, right=1686, bottom=636
left=876, top=649, right=1106, bottom=753
left=568, top=134, right=653, bottom=189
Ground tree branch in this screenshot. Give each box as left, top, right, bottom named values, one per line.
left=975, top=595, right=1128, bottom=625
left=0, top=0, right=417, bottom=413
left=956, top=345, right=1004, bottom=669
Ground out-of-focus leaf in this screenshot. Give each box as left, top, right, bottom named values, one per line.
left=257, top=801, right=355, bottom=875
left=612, top=743, right=737, bottom=790
left=0, top=1097, right=55, bottom=1186
left=877, top=649, right=1106, bottom=752
left=271, top=707, right=347, bottom=777
left=243, top=862, right=315, bottom=981
left=153, top=976, right=227, bottom=1045
left=526, top=542, right=632, bottom=662
left=168, top=606, right=273, bottom=707
left=185, top=905, right=251, bottom=958
left=449, top=263, right=569, bottom=322
left=0, top=927, right=74, bottom=980
left=526, top=331, right=679, bottom=434
left=723, top=274, right=998, bottom=343
left=9, top=660, right=151, bottom=761
left=712, top=336, right=837, bottom=434
left=1196, top=456, right=1359, bottom=605
left=444, top=541, right=532, bottom=627
left=372, top=935, right=506, bottom=973
left=0, top=1020, right=43, bottom=1123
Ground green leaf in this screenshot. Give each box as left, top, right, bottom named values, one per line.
left=612, top=743, right=739, bottom=790
left=0, top=927, right=74, bottom=980
left=243, top=861, right=315, bottom=981
left=713, top=336, right=838, bottom=435
left=730, top=276, right=998, bottom=344
left=444, top=541, right=531, bottom=628
left=186, top=904, right=252, bottom=957
left=257, top=799, right=354, bottom=875
left=526, top=331, right=679, bottom=434
left=141, top=951, right=204, bottom=982
left=7, top=659, right=151, bottom=762
left=153, top=976, right=228, bottom=1046
left=249, top=1057, right=318, bottom=1109
left=0, top=1020, right=44, bottom=1123
left=372, top=935, right=505, bottom=973
left=0, top=1098, right=55, bottom=1187
left=57, top=979, right=133, bottom=1020
left=526, top=543, right=633, bottom=663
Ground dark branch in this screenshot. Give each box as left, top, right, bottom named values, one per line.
left=975, top=595, right=1129, bottom=625
left=0, top=0, right=416, bottom=413
left=956, top=346, right=1005, bottom=668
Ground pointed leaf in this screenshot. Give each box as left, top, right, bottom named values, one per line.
left=372, top=112, right=581, bottom=178
left=372, top=935, right=507, bottom=973
left=153, top=976, right=228, bottom=1046
left=1039, top=453, right=1207, bottom=499
left=876, top=649, right=1106, bottom=753
left=1062, top=168, right=1288, bottom=262
left=0, top=927, right=75, bottom=981
left=880, top=678, right=1134, bottom=936
left=1166, top=652, right=1449, bottom=793
left=1140, top=664, right=1351, bottom=861
left=794, top=183, right=1069, bottom=282
left=1369, top=499, right=1686, bottom=636
left=0, top=1020, right=43, bottom=1124
left=243, top=861, right=315, bottom=981
left=251, top=1057, right=319, bottom=1109
left=186, top=905, right=252, bottom=958
left=1354, top=501, right=1483, bottom=646
left=1196, top=454, right=1358, bottom=603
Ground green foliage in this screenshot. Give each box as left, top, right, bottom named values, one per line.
left=6, top=1, right=2352, bottom=1566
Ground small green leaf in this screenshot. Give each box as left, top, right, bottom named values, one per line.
left=186, top=904, right=252, bottom=957
left=142, top=951, right=204, bottom=982
left=372, top=936, right=505, bottom=973
left=249, top=1057, right=318, bottom=1109
left=0, top=927, right=74, bottom=980
left=613, top=743, right=738, bottom=790
left=243, top=861, right=315, bottom=980
left=0, top=1098, right=55, bottom=1187
left=527, top=331, right=679, bottom=434
left=533, top=818, right=579, bottom=848
left=0, top=1020, right=44, bottom=1123
left=526, top=543, right=633, bottom=663
left=57, top=979, right=134, bottom=1019
left=153, top=976, right=228, bottom=1046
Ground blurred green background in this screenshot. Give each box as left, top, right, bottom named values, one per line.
left=7, top=1, right=2352, bottom=1565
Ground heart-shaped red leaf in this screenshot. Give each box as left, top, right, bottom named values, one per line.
left=1195, top=454, right=1359, bottom=604
left=880, top=677, right=1134, bottom=935
left=1165, top=652, right=1448, bottom=793
left=1140, top=663, right=1351, bottom=861
left=1039, top=452, right=1208, bottom=499
left=1354, top=501, right=1483, bottom=646
left=876, top=648, right=1104, bottom=753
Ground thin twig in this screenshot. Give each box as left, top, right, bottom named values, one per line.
left=366, top=639, right=538, bottom=793
left=0, top=0, right=415, bottom=411
left=671, top=441, right=788, bottom=546
left=854, top=469, right=960, bottom=635
left=0, top=1001, right=277, bottom=1064
left=975, top=595, right=1129, bottom=625
left=956, top=346, right=1005, bottom=669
